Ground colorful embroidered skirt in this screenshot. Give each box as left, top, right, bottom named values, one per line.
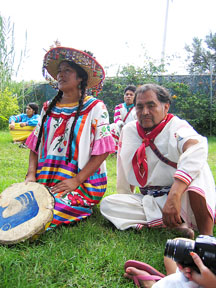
left=48, top=194, right=93, bottom=229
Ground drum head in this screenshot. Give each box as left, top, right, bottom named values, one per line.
left=0, top=182, right=54, bottom=244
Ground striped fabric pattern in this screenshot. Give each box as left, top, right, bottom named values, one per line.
left=49, top=197, right=92, bottom=229
left=111, top=103, right=136, bottom=153
left=174, top=169, right=193, bottom=185
left=113, top=104, right=123, bottom=123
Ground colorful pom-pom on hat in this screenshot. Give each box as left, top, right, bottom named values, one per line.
left=42, top=46, right=105, bottom=95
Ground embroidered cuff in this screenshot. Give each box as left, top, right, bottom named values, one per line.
left=174, top=169, right=192, bottom=185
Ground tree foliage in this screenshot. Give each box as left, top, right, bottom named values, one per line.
left=99, top=60, right=165, bottom=120
left=185, top=32, right=216, bottom=74
left=164, top=81, right=216, bottom=135
left=0, top=14, right=29, bottom=128
left=0, top=88, right=19, bottom=129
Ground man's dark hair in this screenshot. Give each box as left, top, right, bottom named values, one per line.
left=124, top=85, right=136, bottom=94
left=134, top=83, right=172, bottom=105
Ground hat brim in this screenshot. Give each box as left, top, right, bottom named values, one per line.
left=43, top=47, right=105, bottom=91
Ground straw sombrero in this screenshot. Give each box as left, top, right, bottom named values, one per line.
left=42, top=46, right=105, bottom=94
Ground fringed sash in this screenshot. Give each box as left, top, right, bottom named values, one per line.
left=132, top=114, right=174, bottom=187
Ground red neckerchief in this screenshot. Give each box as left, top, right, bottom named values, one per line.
left=132, top=114, right=174, bottom=187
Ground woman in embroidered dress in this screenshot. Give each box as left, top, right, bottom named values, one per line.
left=110, top=85, right=137, bottom=152
left=25, top=46, right=115, bottom=229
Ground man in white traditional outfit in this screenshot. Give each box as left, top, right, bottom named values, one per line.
left=110, top=85, right=137, bottom=152
left=100, top=83, right=216, bottom=237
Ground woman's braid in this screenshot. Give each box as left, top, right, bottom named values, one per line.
left=35, top=90, right=63, bottom=151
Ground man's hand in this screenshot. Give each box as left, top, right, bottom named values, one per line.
left=162, top=193, right=182, bottom=227
left=162, top=178, right=188, bottom=227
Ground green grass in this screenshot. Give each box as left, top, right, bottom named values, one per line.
left=0, top=131, right=216, bottom=288
left=207, top=137, right=216, bottom=176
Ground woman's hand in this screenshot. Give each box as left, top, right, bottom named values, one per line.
left=25, top=151, right=38, bottom=184
left=25, top=173, right=36, bottom=183
left=20, top=122, right=27, bottom=127
left=9, top=122, right=15, bottom=130
left=51, top=178, right=80, bottom=196
left=179, top=252, right=216, bottom=288
left=51, top=153, right=109, bottom=197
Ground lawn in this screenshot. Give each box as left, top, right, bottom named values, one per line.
left=0, top=131, right=215, bottom=288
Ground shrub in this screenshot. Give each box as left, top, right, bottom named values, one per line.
left=166, top=82, right=215, bottom=135
left=0, top=88, right=20, bottom=129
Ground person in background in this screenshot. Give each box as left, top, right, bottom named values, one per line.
left=9, top=102, right=39, bottom=130
left=9, top=103, right=39, bottom=145
left=110, top=85, right=136, bottom=152
left=25, top=45, right=115, bottom=230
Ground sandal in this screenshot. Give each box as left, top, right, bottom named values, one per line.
left=130, top=274, right=163, bottom=287
left=124, top=260, right=165, bottom=287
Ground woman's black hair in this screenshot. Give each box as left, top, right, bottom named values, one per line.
left=28, top=102, right=39, bottom=114
left=35, top=61, right=88, bottom=164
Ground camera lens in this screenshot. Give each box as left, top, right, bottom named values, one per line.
left=164, top=238, right=195, bottom=266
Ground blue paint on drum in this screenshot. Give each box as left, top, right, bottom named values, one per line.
left=0, top=191, right=39, bottom=231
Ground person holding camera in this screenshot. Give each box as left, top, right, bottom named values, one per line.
left=124, top=235, right=216, bottom=287
left=124, top=254, right=216, bottom=287
left=179, top=252, right=216, bottom=288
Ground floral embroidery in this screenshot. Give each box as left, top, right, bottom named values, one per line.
left=100, top=126, right=108, bottom=137
left=52, top=120, right=69, bottom=151
left=101, top=111, right=108, bottom=119
left=67, top=193, right=84, bottom=206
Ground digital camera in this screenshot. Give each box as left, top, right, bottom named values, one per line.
left=164, top=235, right=216, bottom=274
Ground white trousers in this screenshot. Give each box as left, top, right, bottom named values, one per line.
left=100, top=194, right=167, bottom=230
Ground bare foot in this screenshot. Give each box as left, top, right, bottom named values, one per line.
left=124, top=267, right=156, bottom=288
left=174, top=223, right=194, bottom=239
